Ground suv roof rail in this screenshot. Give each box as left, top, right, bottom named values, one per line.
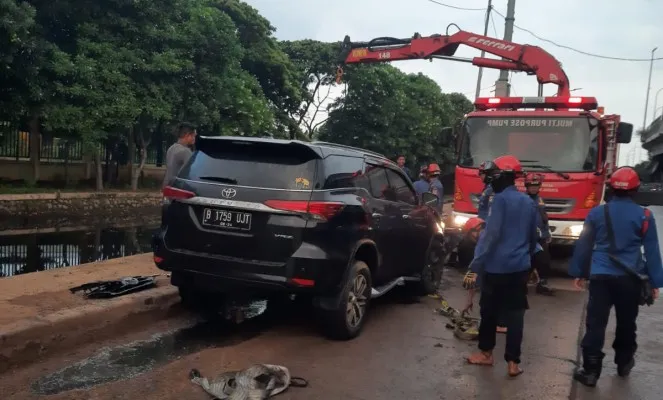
left=312, top=141, right=387, bottom=159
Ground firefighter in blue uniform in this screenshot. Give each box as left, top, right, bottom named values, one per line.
left=465, top=155, right=539, bottom=377
left=524, top=173, right=555, bottom=295
left=428, top=163, right=444, bottom=213
left=413, top=165, right=430, bottom=198
left=569, top=167, right=663, bottom=387
left=477, top=161, right=496, bottom=221
left=475, top=160, right=509, bottom=333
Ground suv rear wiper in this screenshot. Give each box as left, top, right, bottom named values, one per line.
left=199, top=176, right=238, bottom=184
left=521, top=163, right=570, bottom=180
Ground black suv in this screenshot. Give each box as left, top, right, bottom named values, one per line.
left=153, top=136, right=444, bottom=340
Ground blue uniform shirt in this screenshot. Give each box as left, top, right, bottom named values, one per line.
left=471, top=185, right=539, bottom=274
left=568, top=197, right=663, bottom=288
left=477, top=184, right=493, bottom=220
left=413, top=178, right=429, bottom=198
left=429, top=178, right=444, bottom=212
left=530, top=194, right=551, bottom=240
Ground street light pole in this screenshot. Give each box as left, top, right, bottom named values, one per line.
left=642, top=47, right=657, bottom=129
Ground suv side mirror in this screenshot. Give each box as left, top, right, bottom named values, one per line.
left=617, top=122, right=633, bottom=144
left=422, top=192, right=439, bottom=207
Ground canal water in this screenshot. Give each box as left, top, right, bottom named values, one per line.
left=0, top=220, right=159, bottom=278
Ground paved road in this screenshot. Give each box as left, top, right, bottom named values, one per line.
left=2, top=268, right=662, bottom=400
left=2, top=208, right=663, bottom=399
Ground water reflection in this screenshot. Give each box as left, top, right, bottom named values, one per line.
left=0, top=224, right=157, bottom=277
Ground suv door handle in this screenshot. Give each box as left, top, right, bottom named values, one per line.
left=371, top=212, right=382, bottom=218
left=402, top=214, right=411, bottom=219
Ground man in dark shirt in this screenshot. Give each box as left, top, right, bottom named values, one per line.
left=162, top=123, right=197, bottom=188
left=396, top=155, right=411, bottom=179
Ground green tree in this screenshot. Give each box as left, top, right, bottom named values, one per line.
left=319, top=64, right=472, bottom=169
left=216, top=0, right=303, bottom=139
left=280, top=40, right=341, bottom=139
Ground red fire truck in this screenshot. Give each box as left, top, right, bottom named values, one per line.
left=338, top=26, right=633, bottom=246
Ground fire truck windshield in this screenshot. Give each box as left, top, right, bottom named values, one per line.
left=457, top=116, right=599, bottom=172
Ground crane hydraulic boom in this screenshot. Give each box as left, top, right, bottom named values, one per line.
left=338, top=24, right=570, bottom=97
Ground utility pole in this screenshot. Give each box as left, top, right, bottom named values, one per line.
left=637, top=47, right=657, bottom=165
left=494, top=0, right=516, bottom=97
left=474, top=0, right=493, bottom=99
left=642, top=47, right=658, bottom=129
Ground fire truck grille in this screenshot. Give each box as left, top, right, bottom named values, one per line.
left=469, top=194, right=574, bottom=215
left=542, top=198, right=575, bottom=214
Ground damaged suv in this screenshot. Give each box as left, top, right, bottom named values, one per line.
left=153, top=136, right=444, bottom=340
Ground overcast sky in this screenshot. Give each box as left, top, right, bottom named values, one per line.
left=245, top=0, right=663, bottom=166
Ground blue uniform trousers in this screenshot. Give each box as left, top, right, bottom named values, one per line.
left=581, top=276, right=640, bottom=365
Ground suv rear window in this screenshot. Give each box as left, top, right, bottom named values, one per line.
left=179, top=140, right=319, bottom=190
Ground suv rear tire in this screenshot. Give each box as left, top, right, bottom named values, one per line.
left=319, top=260, right=372, bottom=340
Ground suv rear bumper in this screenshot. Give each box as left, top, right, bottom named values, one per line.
left=152, top=229, right=347, bottom=295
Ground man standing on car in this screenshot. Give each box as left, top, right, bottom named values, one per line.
left=162, top=122, right=196, bottom=188
left=569, top=167, right=663, bottom=387
left=465, top=155, right=539, bottom=377
left=396, top=155, right=411, bottom=179
left=427, top=163, right=444, bottom=213
left=413, top=165, right=430, bottom=198
left=524, top=173, right=555, bottom=296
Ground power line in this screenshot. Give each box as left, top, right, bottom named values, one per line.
left=465, top=84, right=495, bottom=96
left=425, top=0, right=484, bottom=11
left=490, top=9, right=663, bottom=62
left=422, top=0, right=663, bottom=62
left=489, top=9, right=499, bottom=38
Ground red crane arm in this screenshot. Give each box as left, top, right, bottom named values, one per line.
left=338, top=27, right=570, bottom=97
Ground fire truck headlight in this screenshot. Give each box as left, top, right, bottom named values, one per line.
left=454, top=215, right=469, bottom=227
left=569, top=224, right=584, bottom=237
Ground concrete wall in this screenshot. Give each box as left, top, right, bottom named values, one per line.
left=0, top=159, right=166, bottom=182
left=0, top=192, right=163, bottom=225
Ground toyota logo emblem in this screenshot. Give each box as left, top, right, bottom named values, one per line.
left=221, top=188, right=237, bottom=198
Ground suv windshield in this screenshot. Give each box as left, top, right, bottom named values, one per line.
left=458, top=116, right=599, bottom=172
left=179, top=140, right=319, bottom=190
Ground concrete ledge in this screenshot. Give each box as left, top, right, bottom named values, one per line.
left=0, top=284, right=179, bottom=373
left=0, top=191, right=163, bottom=223
left=0, top=191, right=162, bottom=201
left=0, top=253, right=181, bottom=373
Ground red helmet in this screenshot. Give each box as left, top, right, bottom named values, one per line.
left=609, top=167, right=640, bottom=190
left=462, top=217, right=485, bottom=233
left=525, top=173, right=544, bottom=186
left=428, top=163, right=441, bottom=175
left=493, top=155, right=523, bottom=175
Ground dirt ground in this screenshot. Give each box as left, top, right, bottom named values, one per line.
left=0, top=254, right=162, bottom=327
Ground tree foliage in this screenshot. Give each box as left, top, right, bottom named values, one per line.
left=319, top=64, right=473, bottom=169
left=1, top=0, right=469, bottom=189
left=280, top=40, right=341, bottom=139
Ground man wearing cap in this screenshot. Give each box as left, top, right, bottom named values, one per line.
left=465, top=155, right=539, bottom=377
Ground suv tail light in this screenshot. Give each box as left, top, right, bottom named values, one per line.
left=163, top=186, right=195, bottom=200
left=264, top=200, right=344, bottom=221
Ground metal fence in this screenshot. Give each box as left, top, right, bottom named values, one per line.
left=0, top=123, right=174, bottom=166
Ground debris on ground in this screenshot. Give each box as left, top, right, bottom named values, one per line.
left=190, top=364, right=308, bottom=399
left=434, top=297, right=480, bottom=340
left=69, top=275, right=159, bottom=299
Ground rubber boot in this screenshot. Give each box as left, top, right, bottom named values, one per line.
left=573, top=354, right=603, bottom=387
left=536, top=279, right=555, bottom=296
left=617, top=358, right=635, bottom=377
